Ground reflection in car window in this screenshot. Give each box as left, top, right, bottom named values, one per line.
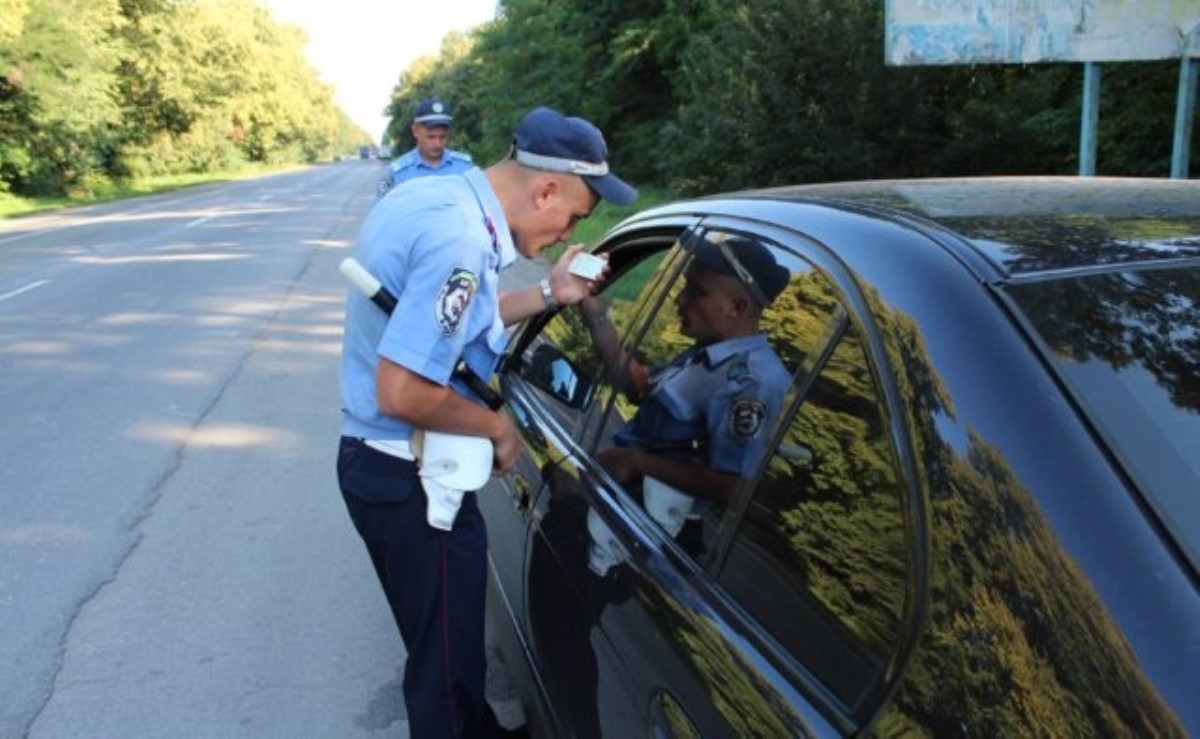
left=586, top=232, right=797, bottom=555
left=518, top=246, right=678, bottom=440
left=719, top=304, right=907, bottom=717
left=1006, top=265, right=1199, bottom=567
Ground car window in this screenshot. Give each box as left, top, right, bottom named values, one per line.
left=1005, top=265, right=1200, bottom=569
left=717, top=291, right=909, bottom=719
left=587, top=230, right=805, bottom=556
left=516, top=241, right=681, bottom=442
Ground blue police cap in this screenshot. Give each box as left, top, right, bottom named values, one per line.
left=687, top=232, right=790, bottom=307
left=512, top=107, right=637, bottom=206
left=413, top=99, right=453, bottom=126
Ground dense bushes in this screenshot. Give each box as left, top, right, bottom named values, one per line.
left=0, top=0, right=368, bottom=199
left=385, top=0, right=1196, bottom=195
left=4, top=0, right=1192, bottom=201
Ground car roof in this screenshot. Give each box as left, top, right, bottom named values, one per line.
left=652, top=177, right=1200, bottom=282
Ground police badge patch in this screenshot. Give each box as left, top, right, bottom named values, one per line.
left=728, top=396, right=766, bottom=441
left=436, top=267, right=478, bottom=335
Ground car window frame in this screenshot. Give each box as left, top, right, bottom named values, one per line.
left=499, top=214, right=930, bottom=731
left=500, top=223, right=707, bottom=534
left=689, top=216, right=930, bottom=729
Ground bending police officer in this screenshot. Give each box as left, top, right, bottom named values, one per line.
left=338, top=106, right=636, bottom=738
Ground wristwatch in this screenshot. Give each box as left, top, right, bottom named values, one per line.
left=539, top=278, right=558, bottom=310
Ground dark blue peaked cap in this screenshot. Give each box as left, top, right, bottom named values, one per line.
left=512, top=107, right=637, bottom=206
left=413, top=99, right=453, bottom=126
left=687, top=232, right=791, bottom=307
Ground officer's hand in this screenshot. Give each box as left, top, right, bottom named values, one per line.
left=579, top=294, right=612, bottom=323
left=549, top=244, right=608, bottom=306
left=597, top=447, right=640, bottom=485
left=490, top=416, right=523, bottom=474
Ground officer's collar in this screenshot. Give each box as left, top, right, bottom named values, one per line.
left=463, top=168, right=516, bottom=268
left=694, top=332, right=769, bottom=367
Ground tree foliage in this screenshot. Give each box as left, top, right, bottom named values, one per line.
left=383, top=0, right=1195, bottom=197
left=0, top=0, right=369, bottom=198
left=2, top=0, right=1194, bottom=200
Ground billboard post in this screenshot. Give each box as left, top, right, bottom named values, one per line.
left=1079, top=63, right=1101, bottom=177
left=1172, top=58, right=1198, bottom=179
left=886, top=1, right=1200, bottom=178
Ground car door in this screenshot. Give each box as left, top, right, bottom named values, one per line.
left=505, top=222, right=911, bottom=736
left=559, top=226, right=844, bottom=737
left=495, top=228, right=683, bottom=731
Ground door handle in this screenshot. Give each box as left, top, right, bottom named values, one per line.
left=511, top=473, right=532, bottom=512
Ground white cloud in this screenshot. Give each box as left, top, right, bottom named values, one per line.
left=261, top=0, right=497, bottom=141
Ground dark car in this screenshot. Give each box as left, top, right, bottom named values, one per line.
left=479, top=177, right=1199, bottom=737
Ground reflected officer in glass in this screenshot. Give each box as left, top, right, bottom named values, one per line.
left=527, top=235, right=793, bottom=737
left=578, top=234, right=792, bottom=543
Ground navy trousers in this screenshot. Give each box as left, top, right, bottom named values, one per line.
left=338, top=437, right=503, bottom=739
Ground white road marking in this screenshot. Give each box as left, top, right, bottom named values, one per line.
left=185, top=214, right=219, bottom=228
left=0, top=280, right=50, bottom=303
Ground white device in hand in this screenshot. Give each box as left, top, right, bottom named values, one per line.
left=568, top=252, right=606, bottom=281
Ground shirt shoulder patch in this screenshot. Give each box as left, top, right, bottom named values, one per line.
left=727, top=395, right=767, bottom=441
left=436, top=267, right=478, bottom=335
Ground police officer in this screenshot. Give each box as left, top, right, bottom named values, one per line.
left=338, top=106, right=636, bottom=739
left=528, top=236, right=789, bottom=736
left=581, top=235, right=792, bottom=521
left=375, top=98, right=474, bottom=199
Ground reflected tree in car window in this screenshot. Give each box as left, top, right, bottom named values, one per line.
left=860, top=286, right=1187, bottom=736
left=721, top=288, right=908, bottom=712
left=1010, top=267, right=1198, bottom=412
left=718, top=266, right=1184, bottom=734
left=1007, top=267, right=1200, bottom=527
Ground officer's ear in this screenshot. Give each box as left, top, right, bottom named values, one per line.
left=730, top=294, right=753, bottom=318
left=728, top=282, right=764, bottom=320
left=531, top=174, right=561, bottom=209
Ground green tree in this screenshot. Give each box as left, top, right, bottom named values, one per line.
left=1, top=0, right=124, bottom=195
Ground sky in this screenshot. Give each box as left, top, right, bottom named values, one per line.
left=261, top=0, right=499, bottom=143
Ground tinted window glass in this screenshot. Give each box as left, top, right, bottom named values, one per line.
left=587, top=232, right=799, bottom=556
left=719, top=307, right=908, bottom=716
left=516, top=246, right=678, bottom=438
left=1006, top=265, right=1199, bottom=566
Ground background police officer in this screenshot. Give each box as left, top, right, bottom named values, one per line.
left=375, top=98, right=474, bottom=198
left=338, top=106, right=636, bottom=738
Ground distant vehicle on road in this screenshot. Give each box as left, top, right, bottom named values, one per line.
left=358, top=145, right=372, bottom=160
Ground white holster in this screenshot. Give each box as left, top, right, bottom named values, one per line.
left=642, top=476, right=695, bottom=538
left=411, top=430, right=494, bottom=531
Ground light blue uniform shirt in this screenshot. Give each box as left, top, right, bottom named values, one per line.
left=613, top=333, right=791, bottom=477
left=341, top=167, right=516, bottom=440
left=376, top=147, right=473, bottom=198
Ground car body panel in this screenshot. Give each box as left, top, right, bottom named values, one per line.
left=483, top=177, right=1199, bottom=737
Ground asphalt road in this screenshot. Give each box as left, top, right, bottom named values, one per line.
left=0, top=161, right=538, bottom=738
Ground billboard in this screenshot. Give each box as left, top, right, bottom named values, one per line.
left=886, top=1, right=1200, bottom=66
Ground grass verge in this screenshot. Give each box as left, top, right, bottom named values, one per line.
left=0, top=162, right=311, bottom=219
left=543, top=186, right=677, bottom=263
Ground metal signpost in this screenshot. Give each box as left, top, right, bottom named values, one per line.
left=885, top=1, right=1200, bottom=178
